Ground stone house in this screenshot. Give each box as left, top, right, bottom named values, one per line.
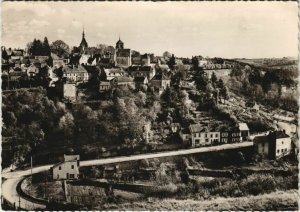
left=254, top=131, right=292, bottom=159
left=150, top=74, right=171, bottom=90
left=51, top=155, right=80, bottom=180
left=63, top=65, right=89, bottom=82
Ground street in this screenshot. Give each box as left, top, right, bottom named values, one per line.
left=2, top=141, right=253, bottom=210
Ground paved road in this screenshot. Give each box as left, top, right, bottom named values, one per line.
left=80, top=141, right=253, bottom=167
left=1, top=141, right=253, bottom=210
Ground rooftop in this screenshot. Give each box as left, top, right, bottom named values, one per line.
left=238, top=123, right=249, bottom=131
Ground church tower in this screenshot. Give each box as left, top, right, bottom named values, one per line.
left=79, top=27, right=88, bottom=51
left=116, top=36, right=124, bottom=50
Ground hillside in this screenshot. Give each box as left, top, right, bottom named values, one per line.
left=101, top=190, right=298, bottom=211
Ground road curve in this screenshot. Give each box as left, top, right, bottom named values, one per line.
left=2, top=141, right=253, bottom=210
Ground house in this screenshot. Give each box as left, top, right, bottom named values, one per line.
left=127, top=65, right=156, bottom=80
left=113, top=76, right=135, bottom=88
left=63, top=65, right=89, bottom=82
left=51, top=155, right=80, bottom=180
left=10, top=49, right=24, bottom=60
left=141, top=54, right=151, bottom=66
left=246, top=101, right=260, bottom=112
left=150, top=74, right=170, bottom=90
left=220, top=126, right=241, bottom=144
left=132, top=56, right=142, bottom=65
left=52, top=53, right=66, bottom=68
left=171, top=123, right=181, bottom=133
left=27, top=64, right=40, bottom=77
left=180, top=128, right=191, bottom=145
left=238, top=123, right=249, bottom=141
left=254, top=131, right=292, bottom=159
left=99, top=81, right=111, bottom=92
left=189, top=124, right=220, bottom=147
left=79, top=54, right=91, bottom=65
left=134, top=76, right=148, bottom=86
left=102, top=68, right=125, bottom=81
left=64, top=83, right=77, bottom=101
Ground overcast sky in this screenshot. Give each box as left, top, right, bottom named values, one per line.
left=2, top=2, right=298, bottom=58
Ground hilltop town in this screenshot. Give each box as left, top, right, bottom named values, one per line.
left=2, top=30, right=299, bottom=210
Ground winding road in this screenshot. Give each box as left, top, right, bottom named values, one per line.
left=2, top=141, right=253, bottom=210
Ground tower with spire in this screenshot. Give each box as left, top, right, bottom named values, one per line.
left=79, top=27, right=88, bottom=51
left=116, top=35, right=124, bottom=50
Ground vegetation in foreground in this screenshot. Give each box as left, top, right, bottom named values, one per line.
left=100, top=190, right=298, bottom=211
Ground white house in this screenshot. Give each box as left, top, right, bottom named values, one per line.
left=254, top=131, right=292, bottom=159
left=189, top=124, right=221, bottom=147
left=51, top=155, right=80, bottom=180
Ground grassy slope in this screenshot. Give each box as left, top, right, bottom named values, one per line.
left=102, top=190, right=298, bottom=211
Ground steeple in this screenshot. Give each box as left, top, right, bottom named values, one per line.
left=82, top=27, right=85, bottom=38
left=116, top=35, right=124, bottom=50
left=79, top=27, right=88, bottom=51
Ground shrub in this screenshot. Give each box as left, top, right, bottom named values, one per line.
left=240, top=174, right=276, bottom=195
left=147, top=183, right=178, bottom=197
left=140, top=159, right=150, bottom=168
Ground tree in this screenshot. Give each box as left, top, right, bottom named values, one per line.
left=58, top=113, right=75, bottom=144
left=163, top=51, right=172, bottom=59
left=211, top=72, right=217, bottom=84
left=167, top=54, right=176, bottom=70
left=193, top=67, right=208, bottom=92
left=161, top=87, right=178, bottom=107
left=42, top=37, right=51, bottom=56
left=2, top=47, right=9, bottom=60
left=50, top=40, right=70, bottom=58
left=28, top=38, right=44, bottom=56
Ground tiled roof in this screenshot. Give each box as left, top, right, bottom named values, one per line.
left=182, top=128, right=190, bottom=134
left=134, top=76, right=147, bottom=82
left=104, top=68, right=124, bottom=76
left=63, top=65, right=88, bottom=73
left=100, top=81, right=111, bottom=86
left=268, top=131, right=290, bottom=139
left=12, top=50, right=23, bottom=56
left=238, top=123, right=249, bottom=131
left=115, top=76, right=134, bottom=82
left=189, top=123, right=202, bottom=133
left=51, top=53, right=62, bottom=60
left=151, top=74, right=170, bottom=81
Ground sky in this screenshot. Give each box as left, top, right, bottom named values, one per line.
left=2, top=2, right=298, bottom=58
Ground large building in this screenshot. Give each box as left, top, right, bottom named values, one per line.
left=115, top=37, right=131, bottom=67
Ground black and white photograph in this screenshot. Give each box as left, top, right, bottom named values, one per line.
left=1, top=1, right=299, bottom=211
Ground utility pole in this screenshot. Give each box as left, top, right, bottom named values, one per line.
left=31, top=156, right=33, bottom=183
left=18, top=195, right=21, bottom=209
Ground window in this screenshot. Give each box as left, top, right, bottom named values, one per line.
left=282, top=141, right=284, bottom=144
left=281, top=149, right=284, bottom=153
left=277, top=149, right=280, bottom=153
left=205, top=139, right=209, bottom=142
left=285, top=148, right=287, bottom=152
left=210, top=134, right=213, bottom=138
left=205, top=134, right=208, bottom=138
left=215, top=134, right=218, bottom=137
left=71, top=165, right=74, bottom=169
left=59, top=166, right=61, bottom=170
